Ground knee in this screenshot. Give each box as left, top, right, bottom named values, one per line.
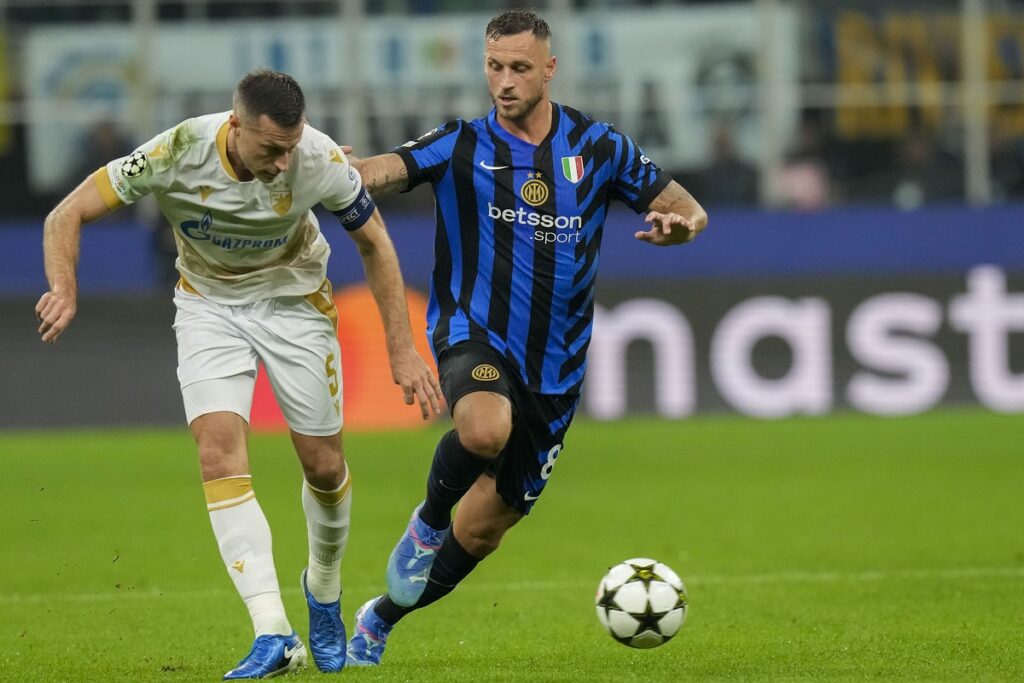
left=456, top=422, right=510, bottom=458
left=304, top=458, right=346, bottom=491
left=295, top=435, right=346, bottom=489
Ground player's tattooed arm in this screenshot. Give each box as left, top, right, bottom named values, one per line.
left=350, top=152, right=409, bottom=197
left=636, top=180, right=708, bottom=247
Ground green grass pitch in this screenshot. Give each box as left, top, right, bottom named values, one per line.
left=2, top=410, right=1022, bottom=681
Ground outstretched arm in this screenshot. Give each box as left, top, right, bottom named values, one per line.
left=347, top=152, right=409, bottom=198
left=346, top=209, right=442, bottom=418
left=635, top=180, right=709, bottom=247
left=36, top=174, right=118, bottom=342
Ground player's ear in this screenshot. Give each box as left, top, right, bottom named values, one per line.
left=228, top=112, right=241, bottom=130
left=545, top=55, right=556, bottom=82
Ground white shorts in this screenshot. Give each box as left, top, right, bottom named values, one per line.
left=173, top=281, right=343, bottom=435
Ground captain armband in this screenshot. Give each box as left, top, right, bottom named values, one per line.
left=332, top=186, right=376, bottom=232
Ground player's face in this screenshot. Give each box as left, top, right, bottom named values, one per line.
left=485, top=32, right=556, bottom=123
left=232, top=113, right=304, bottom=183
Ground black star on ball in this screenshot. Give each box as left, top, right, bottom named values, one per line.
left=629, top=599, right=670, bottom=636
left=624, top=562, right=663, bottom=588
left=597, top=584, right=620, bottom=620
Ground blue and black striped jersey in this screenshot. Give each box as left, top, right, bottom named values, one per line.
left=396, top=102, right=672, bottom=395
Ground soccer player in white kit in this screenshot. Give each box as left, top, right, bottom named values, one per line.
left=35, top=70, right=442, bottom=679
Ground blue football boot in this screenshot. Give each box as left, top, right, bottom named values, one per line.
left=385, top=503, right=448, bottom=607
left=300, top=568, right=346, bottom=672
left=223, top=632, right=306, bottom=679
left=345, top=597, right=394, bottom=666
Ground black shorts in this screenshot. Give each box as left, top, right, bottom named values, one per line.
left=438, top=341, right=580, bottom=515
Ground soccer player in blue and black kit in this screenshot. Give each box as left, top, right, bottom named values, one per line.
left=345, top=9, right=708, bottom=664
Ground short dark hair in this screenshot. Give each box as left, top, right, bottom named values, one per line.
left=233, top=69, right=305, bottom=128
left=485, top=8, right=551, bottom=42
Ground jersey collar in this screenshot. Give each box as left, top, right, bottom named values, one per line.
left=486, top=102, right=560, bottom=149
left=216, top=118, right=240, bottom=181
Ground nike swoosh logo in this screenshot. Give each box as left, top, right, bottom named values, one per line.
left=523, top=491, right=540, bottom=501
left=283, top=644, right=299, bottom=660
left=479, top=161, right=509, bottom=171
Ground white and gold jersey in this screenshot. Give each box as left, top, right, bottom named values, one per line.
left=94, top=111, right=374, bottom=305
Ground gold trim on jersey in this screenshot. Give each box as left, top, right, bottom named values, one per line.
left=177, top=276, right=202, bottom=297
left=216, top=120, right=239, bottom=181
left=203, top=475, right=255, bottom=511
left=304, top=279, right=339, bottom=331
left=305, top=471, right=352, bottom=507
left=92, top=167, right=123, bottom=210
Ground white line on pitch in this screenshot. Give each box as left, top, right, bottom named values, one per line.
left=2, top=566, right=1021, bottom=605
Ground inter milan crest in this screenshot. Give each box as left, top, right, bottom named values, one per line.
left=520, top=172, right=548, bottom=207
left=270, top=190, right=292, bottom=216
left=471, top=364, right=500, bottom=381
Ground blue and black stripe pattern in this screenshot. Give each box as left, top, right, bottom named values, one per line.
left=396, top=103, right=671, bottom=395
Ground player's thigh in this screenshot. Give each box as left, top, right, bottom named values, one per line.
left=173, top=288, right=259, bottom=423
left=252, top=292, right=343, bottom=437
left=439, top=342, right=515, bottom=454
left=493, top=392, right=580, bottom=515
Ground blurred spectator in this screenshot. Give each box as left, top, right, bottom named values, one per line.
left=990, top=118, right=1024, bottom=201
left=773, top=115, right=831, bottom=211
left=71, top=119, right=134, bottom=195
left=889, top=128, right=963, bottom=210
left=697, top=121, right=758, bottom=206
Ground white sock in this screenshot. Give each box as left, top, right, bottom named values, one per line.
left=204, top=475, right=291, bottom=637
left=301, top=470, right=352, bottom=604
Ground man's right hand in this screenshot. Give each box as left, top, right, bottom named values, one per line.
left=36, top=289, right=77, bottom=343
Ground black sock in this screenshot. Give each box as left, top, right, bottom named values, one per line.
left=374, top=534, right=482, bottom=625
left=419, top=430, right=491, bottom=530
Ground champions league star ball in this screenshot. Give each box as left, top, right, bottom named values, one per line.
left=595, top=558, right=688, bottom=648
left=120, top=151, right=148, bottom=178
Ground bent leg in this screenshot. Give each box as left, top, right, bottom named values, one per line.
left=292, top=430, right=351, bottom=605
left=375, top=472, right=522, bottom=626
left=386, top=391, right=511, bottom=608
left=292, top=430, right=351, bottom=672
left=451, top=473, right=523, bottom=559
left=192, top=409, right=291, bottom=637
left=419, top=390, right=512, bottom=528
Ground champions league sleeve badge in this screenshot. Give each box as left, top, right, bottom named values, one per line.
left=120, top=151, right=148, bottom=178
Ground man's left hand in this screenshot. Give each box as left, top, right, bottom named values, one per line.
left=390, top=347, right=444, bottom=419
left=634, top=211, right=696, bottom=246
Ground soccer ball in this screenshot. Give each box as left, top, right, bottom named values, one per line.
left=595, top=557, right=688, bottom=648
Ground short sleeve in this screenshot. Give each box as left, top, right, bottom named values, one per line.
left=97, top=125, right=180, bottom=208
left=393, top=120, right=462, bottom=190
left=606, top=127, right=672, bottom=213
left=319, top=145, right=377, bottom=232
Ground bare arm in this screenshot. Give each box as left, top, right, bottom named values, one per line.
left=347, top=152, right=409, bottom=198
left=346, top=210, right=442, bottom=418
left=36, top=174, right=118, bottom=342
left=635, top=179, right=709, bottom=247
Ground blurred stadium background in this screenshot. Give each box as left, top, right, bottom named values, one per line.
left=1, top=0, right=1023, bottom=429
left=1, top=3, right=1023, bottom=680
